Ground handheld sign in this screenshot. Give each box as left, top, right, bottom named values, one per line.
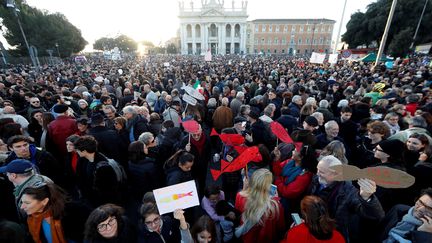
left=182, top=119, right=200, bottom=133
left=270, top=121, right=293, bottom=144
left=330, top=164, right=415, bottom=189
left=153, top=180, right=200, bottom=214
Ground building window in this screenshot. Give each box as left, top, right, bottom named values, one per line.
left=307, top=26, right=311, bottom=32
left=226, top=24, right=231, bottom=37
left=305, top=49, right=308, bottom=54
left=234, top=24, right=240, bottom=37
left=186, top=25, right=192, bottom=38
left=326, top=39, right=330, bottom=44
left=290, top=38, right=295, bottom=44
left=284, top=25, right=288, bottom=32
left=313, top=39, right=317, bottom=44
left=262, top=25, right=266, bottom=32
left=274, top=49, right=277, bottom=53
left=210, top=24, right=217, bottom=37
left=267, top=49, right=271, bottom=53
left=269, top=25, right=272, bottom=32
left=297, top=49, right=301, bottom=54
left=282, top=49, right=285, bottom=53
left=268, top=38, right=272, bottom=45
left=320, top=38, right=324, bottom=44
left=298, top=38, right=302, bottom=44
left=328, top=26, right=332, bottom=32
left=276, top=26, right=279, bottom=32
left=255, top=25, right=259, bottom=32
left=274, top=38, right=278, bottom=44
left=195, top=25, right=201, bottom=38
left=292, top=25, right=296, bottom=32
left=306, top=38, right=310, bottom=44
left=321, top=26, right=325, bottom=32
left=300, top=26, right=304, bottom=32
left=254, top=38, right=258, bottom=44
left=261, top=38, right=265, bottom=44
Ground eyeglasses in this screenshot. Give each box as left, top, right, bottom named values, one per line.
left=97, top=217, right=117, bottom=232
left=31, top=101, right=40, bottom=104
left=145, top=216, right=161, bottom=227
left=416, top=199, right=432, bottom=212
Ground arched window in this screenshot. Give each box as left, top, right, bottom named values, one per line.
left=226, top=24, right=231, bottom=37
left=186, top=24, right=192, bottom=38
left=195, top=25, right=201, bottom=38
left=210, top=24, right=217, bottom=37
left=234, top=24, right=240, bottom=37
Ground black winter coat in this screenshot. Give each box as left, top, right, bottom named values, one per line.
left=308, top=176, right=385, bottom=243
left=89, top=126, right=128, bottom=165
left=137, top=215, right=180, bottom=243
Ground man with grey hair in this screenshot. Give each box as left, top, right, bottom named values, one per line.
left=144, top=84, right=158, bottom=109
left=315, top=120, right=345, bottom=150
left=154, top=91, right=168, bottom=114
left=102, top=105, right=118, bottom=129
left=230, top=91, right=244, bottom=117
left=308, top=155, right=385, bottom=241
left=317, top=99, right=334, bottom=122
left=212, top=97, right=233, bottom=132
left=259, top=104, right=275, bottom=123
left=122, top=105, right=149, bottom=142
left=389, top=115, right=432, bottom=144
left=288, top=95, right=302, bottom=118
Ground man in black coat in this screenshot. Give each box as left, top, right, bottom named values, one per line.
left=88, top=114, right=128, bottom=166
left=336, top=106, right=358, bottom=159
left=276, top=107, right=298, bottom=134
left=308, top=155, right=385, bottom=243
left=380, top=188, right=432, bottom=242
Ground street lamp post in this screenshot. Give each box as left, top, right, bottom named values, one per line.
left=334, top=0, right=348, bottom=54
left=55, top=43, right=60, bottom=57
left=6, top=0, right=37, bottom=67
left=409, top=0, right=429, bottom=50
left=373, top=0, right=398, bottom=70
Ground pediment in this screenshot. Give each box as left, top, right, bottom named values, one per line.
left=201, top=9, right=224, bottom=17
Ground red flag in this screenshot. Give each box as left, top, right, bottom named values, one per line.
left=210, top=146, right=262, bottom=180
left=210, top=128, right=245, bottom=146
left=270, top=121, right=293, bottom=144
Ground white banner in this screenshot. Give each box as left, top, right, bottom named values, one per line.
left=310, top=52, right=326, bottom=64
left=329, top=54, right=338, bottom=64
left=204, top=50, right=212, bottom=62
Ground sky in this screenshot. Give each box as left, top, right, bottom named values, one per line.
left=7, top=0, right=375, bottom=51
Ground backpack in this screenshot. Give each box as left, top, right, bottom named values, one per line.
left=95, top=155, right=127, bottom=184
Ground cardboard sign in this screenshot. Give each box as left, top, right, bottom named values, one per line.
left=163, top=62, right=170, bottom=67
left=153, top=180, right=200, bottom=215
left=329, top=54, right=338, bottom=64
left=310, top=52, right=326, bottom=64
left=182, top=93, right=197, bottom=106
left=205, top=50, right=212, bottom=62
left=330, top=164, right=415, bottom=189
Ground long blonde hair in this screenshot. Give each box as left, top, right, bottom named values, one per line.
left=241, top=168, right=279, bottom=226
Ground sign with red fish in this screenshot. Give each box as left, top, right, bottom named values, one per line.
left=270, top=121, right=293, bottom=144
left=153, top=180, right=200, bottom=214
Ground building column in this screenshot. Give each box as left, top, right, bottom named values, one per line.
left=231, top=23, right=235, bottom=54
left=221, top=23, right=226, bottom=55
left=241, top=23, right=247, bottom=54
left=181, top=24, right=187, bottom=55
left=218, top=23, right=223, bottom=55
left=192, top=25, right=196, bottom=54
left=201, top=24, right=206, bottom=54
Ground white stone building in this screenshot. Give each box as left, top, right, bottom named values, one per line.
left=178, top=0, right=248, bottom=55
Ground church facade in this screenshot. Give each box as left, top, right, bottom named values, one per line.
left=178, top=0, right=248, bottom=55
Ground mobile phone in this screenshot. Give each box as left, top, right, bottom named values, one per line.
left=291, top=213, right=302, bottom=225
left=270, top=184, right=277, bottom=197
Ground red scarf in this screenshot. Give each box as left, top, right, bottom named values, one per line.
left=27, top=210, right=66, bottom=243
left=190, top=132, right=206, bottom=156
left=71, top=152, right=78, bottom=173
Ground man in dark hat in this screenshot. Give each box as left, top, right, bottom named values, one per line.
left=291, top=116, right=318, bottom=146
left=47, top=104, right=77, bottom=159
left=0, top=159, right=52, bottom=213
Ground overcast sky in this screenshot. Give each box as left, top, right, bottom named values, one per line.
left=10, top=0, right=375, bottom=51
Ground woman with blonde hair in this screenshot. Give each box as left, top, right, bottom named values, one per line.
left=234, top=168, right=285, bottom=242
left=319, top=141, right=348, bottom=165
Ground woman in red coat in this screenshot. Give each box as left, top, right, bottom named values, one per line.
left=234, top=168, right=285, bottom=243
left=281, top=195, right=345, bottom=243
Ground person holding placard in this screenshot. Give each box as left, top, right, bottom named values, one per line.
left=307, top=155, right=385, bottom=242
left=174, top=209, right=218, bottom=243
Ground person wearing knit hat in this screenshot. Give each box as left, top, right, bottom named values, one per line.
left=374, top=139, right=405, bottom=169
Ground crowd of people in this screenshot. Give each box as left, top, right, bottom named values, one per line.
left=0, top=53, right=432, bottom=243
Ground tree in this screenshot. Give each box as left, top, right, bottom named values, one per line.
left=166, top=43, right=178, bottom=54
left=0, top=0, right=87, bottom=57
left=342, top=0, right=432, bottom=57
left=93, top=35, right=137, bottom=52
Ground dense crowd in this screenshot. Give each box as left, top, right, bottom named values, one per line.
left=0, top=54, right=432, bottom=243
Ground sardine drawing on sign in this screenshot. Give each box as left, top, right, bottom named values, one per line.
left=159, top=192, right=194, bottom=203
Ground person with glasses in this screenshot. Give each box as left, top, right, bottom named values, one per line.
left=138, top=201, right=180, bottom=243
left=26, top=97, right=45, bottom=121
left=84, top=203, right=136, bottom=243
left=381, top=188, right=432, bottom=242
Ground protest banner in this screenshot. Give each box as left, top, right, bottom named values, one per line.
left=153, top=180, right=200, bottom=214
left=310, top=52, right=326, bottom=64
left=330, top=164, right=415, bottom=188
left=329, top=54, right=338, bottom=64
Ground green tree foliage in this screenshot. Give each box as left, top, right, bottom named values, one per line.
left=0, top=0, right=87, bottom=57
left=93, top=35, right=137, bottom=52
left=342, top=0, right=432, bottom=57
left=166, top=43, right=178, bottom=54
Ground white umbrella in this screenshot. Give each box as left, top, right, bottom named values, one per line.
left=182, top=86, right=205, bottom=100
left=94, top=76, right=104, bottom=82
